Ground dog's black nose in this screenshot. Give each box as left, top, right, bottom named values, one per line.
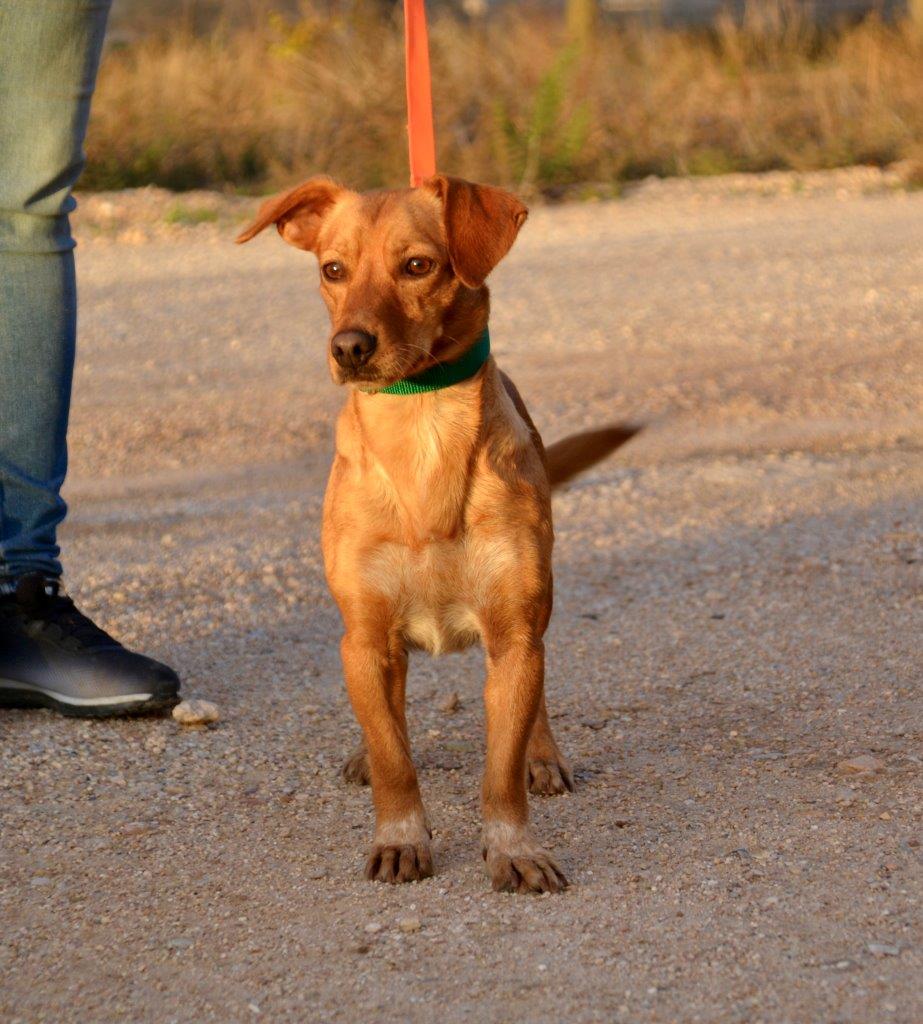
left=331, top=330, right=377, bottom=371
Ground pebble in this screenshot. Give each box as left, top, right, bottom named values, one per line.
left=121, top=821, right=155, bottom=837
left=837, top=754, right=884, bottom=775
left=144, top=733, right=166, bottom=755
left=440, top=691, right=460, bottom=714
left=398, top=916, right=422, bottom=934
left=867, top=942, right=900, bottom=957
left=172, top=699, right=220, bottom=728
left=364, top=922, right=383, bottom=934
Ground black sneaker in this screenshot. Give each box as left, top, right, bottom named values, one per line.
left=0, top=573, right=180, bottom=718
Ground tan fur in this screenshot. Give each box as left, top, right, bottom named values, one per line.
left=238, top=174, right=636, bottom=893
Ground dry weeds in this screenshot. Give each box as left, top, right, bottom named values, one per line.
left=85, top=2, right=923, bottom=193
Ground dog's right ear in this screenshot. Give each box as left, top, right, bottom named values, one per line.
left=235, top=177, right=344, bottom=251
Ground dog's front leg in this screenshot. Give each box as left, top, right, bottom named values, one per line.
left=341, top=631, right=433, bottom=883
left=481, top=633, right=568, bottom=894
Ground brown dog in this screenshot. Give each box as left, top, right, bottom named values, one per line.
left=238, top=176, right=636, bottom=893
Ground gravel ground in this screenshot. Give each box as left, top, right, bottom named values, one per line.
left=1, top=174, right=921, bottom=1023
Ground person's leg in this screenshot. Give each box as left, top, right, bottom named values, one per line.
left=0, top=1, right=180, bottom=716
left=0, top=0, right=112, bottom=583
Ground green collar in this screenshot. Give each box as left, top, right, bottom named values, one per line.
left=368, top=328, right=491, bottom=395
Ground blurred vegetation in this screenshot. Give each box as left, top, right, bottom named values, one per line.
left=84, top=1, right=923, bottom=194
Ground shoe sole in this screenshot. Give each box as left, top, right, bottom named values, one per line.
left=0, top=679, right=180, bottom=719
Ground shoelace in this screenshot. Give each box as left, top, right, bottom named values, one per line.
left=2, top=576, right=120, bottom=652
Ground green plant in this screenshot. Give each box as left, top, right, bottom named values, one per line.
left=493, top=44, right=592, bottom=191
left=164, top=203, right=220, bottom=225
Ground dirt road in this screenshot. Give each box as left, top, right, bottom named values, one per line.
left=2, top=177, right=921, bottom=1023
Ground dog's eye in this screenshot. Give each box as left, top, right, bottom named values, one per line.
left=405, top=257, right=434, bottom=277
left=322, top=261, right=345, bottom=281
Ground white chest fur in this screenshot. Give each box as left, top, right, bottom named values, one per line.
left=363, top=532, right=520, bottom=655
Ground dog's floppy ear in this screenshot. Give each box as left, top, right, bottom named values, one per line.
left=236, top=176, right=344, bottom=251
left=423, top=175, right=528, bottom=288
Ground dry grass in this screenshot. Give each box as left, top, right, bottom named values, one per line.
left=84, top=2, right=923, bottom=194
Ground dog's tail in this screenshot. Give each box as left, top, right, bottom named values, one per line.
left=546, top=424, right=641, bottom=490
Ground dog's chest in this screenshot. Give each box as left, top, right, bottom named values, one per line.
left=363, top=531, right=519, bottom=655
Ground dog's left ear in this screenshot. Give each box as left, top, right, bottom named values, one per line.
left=423, top=175, right=528, bottom=289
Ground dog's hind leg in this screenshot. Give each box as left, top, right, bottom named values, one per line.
left=527, top=694, right=575, bottom=796
left=341, top=739, right=370, bottom=786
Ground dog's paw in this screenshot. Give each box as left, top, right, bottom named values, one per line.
left=482, top=823, right=568, bottom=895
left=528, top=757, right=575, bottom=796
left=484, top=847, right=568, bottom=895
left=365, top=842, right=434, bottom=884
left=364, top=814, right=433, bottom=884
left=341, top=745, right=370, bottom=786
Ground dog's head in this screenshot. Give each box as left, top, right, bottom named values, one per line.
left=236, top=176, right=527, bottom=388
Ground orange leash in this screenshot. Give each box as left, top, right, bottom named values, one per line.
left=404, top=0, right=436, bottom=186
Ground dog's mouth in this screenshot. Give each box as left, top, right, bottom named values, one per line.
left=334, top=366, right=382, bottom=386
left=333, top=347, right=437, bottom=390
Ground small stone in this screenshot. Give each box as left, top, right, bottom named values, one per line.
left=308, top=868, right=327, bottom=880
left=398, top=916, right=421, bottom=933
left=122, top=821, right=155, bottom=837
left=867, top=942, right=900, bottom=957
left=144, top=733, right=166, bottom=755
left=837, top=754, right=884, bottom=775
left=364, top=922, right=383, bottom=934
left=172, top=699, right=220, bottom=728
left=30, top=876, right=53, bottom=888
left=166, top=937, right=192, bottom=950
left=440, top=692, right=460, bottom=714
left=834, top=786, right=856, bottom=805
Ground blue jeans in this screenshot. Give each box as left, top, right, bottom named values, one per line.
left=0, top=0, right=111, bottom=582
